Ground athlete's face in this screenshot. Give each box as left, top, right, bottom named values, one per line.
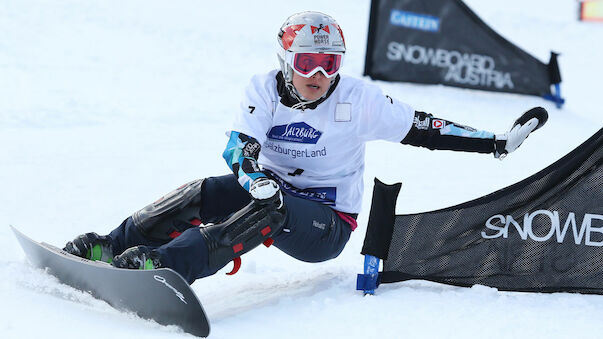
left=292, top=71, right=331, bottom=101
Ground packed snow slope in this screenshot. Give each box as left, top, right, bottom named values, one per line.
left=1, top=0, right=602, bottom=338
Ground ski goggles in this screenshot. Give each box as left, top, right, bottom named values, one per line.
left=287, top=52, right=344, bottom=78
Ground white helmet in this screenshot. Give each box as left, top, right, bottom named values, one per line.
left=277, top=11, right=346, bottom=82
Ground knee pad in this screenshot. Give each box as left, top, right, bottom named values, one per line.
left=131, top=179, right=204, bottom=241
left=199, top=199, right=286, bottom=274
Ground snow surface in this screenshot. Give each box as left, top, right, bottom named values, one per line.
left=1, top=0, right=602, bottom=338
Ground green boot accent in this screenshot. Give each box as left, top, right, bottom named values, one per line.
left=87, top=244, right=113, bottom=263
left=143, top=258, right=156, bottom=270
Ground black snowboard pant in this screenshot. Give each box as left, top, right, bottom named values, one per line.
left=107, top=174, right=353, bottom=283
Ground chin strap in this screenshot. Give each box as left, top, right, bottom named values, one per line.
left=285, top=76, right=335, bottom=111
left=286, top=81, right=316, bottom=110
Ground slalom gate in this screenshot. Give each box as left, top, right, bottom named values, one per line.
left=364, top=0, right=564, bottom=107
left=357, top=128, right=603, bottom=294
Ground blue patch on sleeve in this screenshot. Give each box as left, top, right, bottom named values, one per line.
left=440, top=125, right=494, bottom=139
left=223, top=131, right=242, bottom=171
left=224, top=131, right=266, bottom=192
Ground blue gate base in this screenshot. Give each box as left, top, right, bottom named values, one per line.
left=356, top=255, right=381, bottom=295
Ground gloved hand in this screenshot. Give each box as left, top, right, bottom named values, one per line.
left=249, top=178, right=283, bottom=208
left=494, top=107, right=548, bottom=159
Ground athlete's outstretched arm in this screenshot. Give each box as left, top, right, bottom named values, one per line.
left=401, top=111, right=496, bottom=153
left=401, top=107, right=547, bottom=158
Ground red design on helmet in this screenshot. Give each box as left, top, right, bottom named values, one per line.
left=333, top=24, right=345, bottom=45
left=281, top=24, right=306, bottom=50
left=311, top=25, right=330, bottom=34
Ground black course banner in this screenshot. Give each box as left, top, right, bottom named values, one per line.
left=362, top=128, right=603, bottom=293
left=364, top=0, right=561, bottom=98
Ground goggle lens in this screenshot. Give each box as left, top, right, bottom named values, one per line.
left=292, top=53, right=342, bottom=77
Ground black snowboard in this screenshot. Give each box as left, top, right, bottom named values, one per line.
left=11, top=226, right=210, bottom=337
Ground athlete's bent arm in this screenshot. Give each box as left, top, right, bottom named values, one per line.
left=222, top=131, right=267, bottom=191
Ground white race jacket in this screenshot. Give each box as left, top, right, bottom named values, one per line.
left=229, top=70, right=414, bottom=214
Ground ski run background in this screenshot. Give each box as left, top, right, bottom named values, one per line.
left=1, top=0, right=602, bottom=338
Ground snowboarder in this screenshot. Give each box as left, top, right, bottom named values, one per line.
left=64, top=11, right=546, bottom=284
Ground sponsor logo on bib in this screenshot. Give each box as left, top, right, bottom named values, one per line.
left=268, top=122, right=322, bottom=144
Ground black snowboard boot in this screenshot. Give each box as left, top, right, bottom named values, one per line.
left=112, top=246, right=161, bottom=270
left=63, top=232, right=114, bottom=263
